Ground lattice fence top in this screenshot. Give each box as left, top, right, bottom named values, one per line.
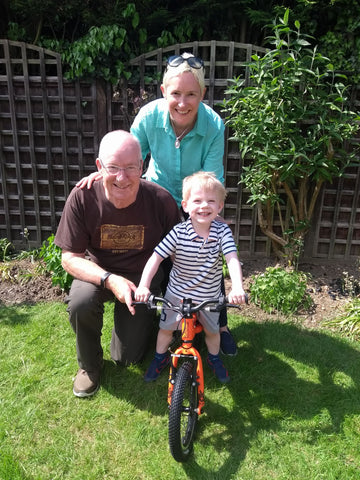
left=128, top=41, right=267, bottom=109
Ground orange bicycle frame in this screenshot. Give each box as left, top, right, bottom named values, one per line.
left=167, top=312, right=205, bottom=415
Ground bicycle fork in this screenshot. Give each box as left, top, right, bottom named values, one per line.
left=167, top=349, right=205, bottom=415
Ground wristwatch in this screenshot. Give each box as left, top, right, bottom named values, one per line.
left=100, top=271, right=112, bottom=288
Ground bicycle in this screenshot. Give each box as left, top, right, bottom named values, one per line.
left=133, top=294, right=243, bottom=462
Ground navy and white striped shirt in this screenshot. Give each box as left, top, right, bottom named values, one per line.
left=155, top=219, right=237, bottom=301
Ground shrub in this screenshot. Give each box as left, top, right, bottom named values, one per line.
left=222, top=9, right=359, bottom=263
left=249, top=266, right=313, bottom=315
left=39, top=234, right=73, bottom=291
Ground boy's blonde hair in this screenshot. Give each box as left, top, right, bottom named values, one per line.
left=182, top=171, right=226, bottom=202
left=162, top=52, right=205, bottom=93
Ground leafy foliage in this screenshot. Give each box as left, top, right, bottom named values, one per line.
left=0, top=238, right=14, bottom=262
left=4, top=1, right=360, bottom=85
left=287, top=0, right=360, bottom=81
left=324, top=260, right=360, bottom=338
left=39, top=234, right=73, bottom=291
left=249, top=266, right=313, bottom=314
left=325, top=298, right=360, bottom=339
left=61, top=24, right=131, bottom=83
left=222, top=9, right=360, bottom=262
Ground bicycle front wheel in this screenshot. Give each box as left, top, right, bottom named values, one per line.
left=168, top=361, right=198, bottom=462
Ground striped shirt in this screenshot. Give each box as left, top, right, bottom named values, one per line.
left=155, top=219, right=237, bottom=301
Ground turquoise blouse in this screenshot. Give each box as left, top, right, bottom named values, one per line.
left=130, top=98, right=225, bottom=206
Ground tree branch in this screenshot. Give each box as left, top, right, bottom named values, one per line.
left=282, top=181, right=298, bottom=224
left=308, top=179, right=324, bottom=221
left=257, top=202, right=287, bottom=247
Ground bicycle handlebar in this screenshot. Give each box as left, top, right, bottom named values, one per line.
left=132, top=294, right=248, bottom=316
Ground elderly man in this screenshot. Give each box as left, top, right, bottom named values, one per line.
left=55, top=130, right=180, bottom=397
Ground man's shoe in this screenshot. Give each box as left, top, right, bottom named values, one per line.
left=220, top=330, right=238, bottom=356
left=207, top=355, right=230, bottom=384
left=73, top=369, right=100, bottom=398
left=144, top=353, right=170, bottom=382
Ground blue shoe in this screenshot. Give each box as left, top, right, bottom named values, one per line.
left=207, top=355, right=230, bottom=384
left=144, top=353, right=170, bottom=382
left=220, top=330, right=238, bottom=356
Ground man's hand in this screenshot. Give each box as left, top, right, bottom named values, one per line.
left=61, top=251, right=137, bottom=315
left=106, top=274, right=137, bottom=315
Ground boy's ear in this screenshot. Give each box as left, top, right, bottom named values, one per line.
left=181, top=199, right=188, bottom=212
left=218, top=201, right=224, bottom=213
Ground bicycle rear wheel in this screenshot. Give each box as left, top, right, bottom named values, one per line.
left=168, top=361, right=198, bottom=462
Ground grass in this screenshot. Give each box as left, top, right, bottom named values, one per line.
left=1, top=301, right=360, bottom=479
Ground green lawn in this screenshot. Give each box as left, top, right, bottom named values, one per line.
left=1, top=301, right=360, bottom=479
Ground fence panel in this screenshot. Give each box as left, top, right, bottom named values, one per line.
left=0, top=40, right=359, bottom=260
left=0, top=40, right=107, bottom=248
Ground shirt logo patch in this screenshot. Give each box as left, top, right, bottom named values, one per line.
left=100, top=224, right=144, bottom=250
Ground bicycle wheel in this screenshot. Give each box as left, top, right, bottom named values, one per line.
left=168, top=361, right=198, bottom=462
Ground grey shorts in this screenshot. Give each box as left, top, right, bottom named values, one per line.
left=159, top=290, right=220, bottom=334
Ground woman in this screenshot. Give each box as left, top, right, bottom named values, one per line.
left=77, top=53, right=237, bottom=355
left=131, top=53, right=225, bottom=208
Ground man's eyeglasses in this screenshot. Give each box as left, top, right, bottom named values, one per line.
left=98, top=158, right=141, bottom=177
left=167, top=55, right=204, bottom=70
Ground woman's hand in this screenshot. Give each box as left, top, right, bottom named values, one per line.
left=76, top=171, right=102, bottom=189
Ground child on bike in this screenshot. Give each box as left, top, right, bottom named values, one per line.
left=135, top=171, right=246, bottom=383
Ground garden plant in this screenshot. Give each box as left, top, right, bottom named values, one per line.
left=223, top=9, right=360, bottom=263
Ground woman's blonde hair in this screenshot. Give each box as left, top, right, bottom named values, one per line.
left=182, top=171, right=226, bottom=202
left=162, top=52, right=205, bottom=93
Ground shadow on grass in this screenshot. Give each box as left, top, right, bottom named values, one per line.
left=0, top=451, right=33, bottom=480
left=170, top=321, right=360, bottom=478
left=0, top=304, right=33, bottom=325
left=100, top=319, right=172, bottom=416
left=70, top=316, right=360, bottom=478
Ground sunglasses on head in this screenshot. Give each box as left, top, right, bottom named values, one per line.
left=167, top=55, right=204, bottom=69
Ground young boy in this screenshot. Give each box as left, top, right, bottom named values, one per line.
left=135, top=171, right=246, bottom=383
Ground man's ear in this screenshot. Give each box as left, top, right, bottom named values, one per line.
left=160, top=84, right=166, bottom=98
left=95, top=158, right=102, bottom=172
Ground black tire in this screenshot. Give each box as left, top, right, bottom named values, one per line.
left=168, top=361, right=198, bottom=462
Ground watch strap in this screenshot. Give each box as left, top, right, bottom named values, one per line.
left=100, top=271, right=112, bottom=288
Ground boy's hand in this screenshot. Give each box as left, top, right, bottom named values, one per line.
left=228, top=288, right=247, bottom=305
left=135, top=286, right=151, bottom=302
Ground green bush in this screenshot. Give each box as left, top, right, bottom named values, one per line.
left=222, top=9, right=359, bottom=263
left=39, top=234, right=73, bottom=291
left=249, top=266, right=313, bottom=315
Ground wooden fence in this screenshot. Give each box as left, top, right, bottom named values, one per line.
left=0, top=39, right=359, bottom=260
